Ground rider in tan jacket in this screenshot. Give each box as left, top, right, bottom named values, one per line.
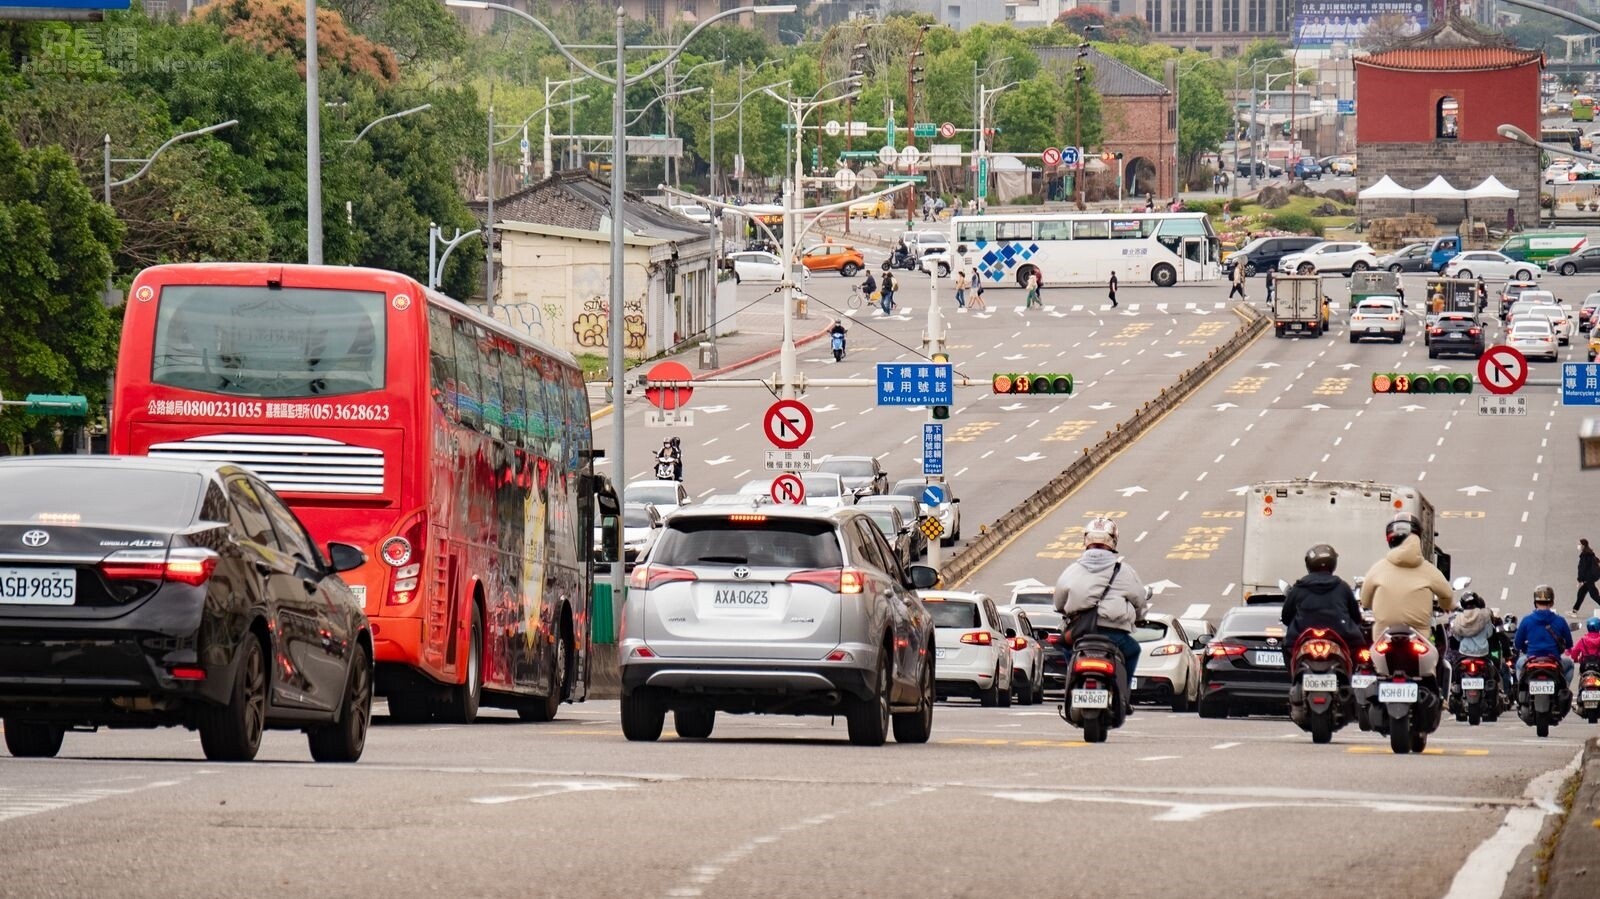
left=1359, top=516, right=1454, bottom=680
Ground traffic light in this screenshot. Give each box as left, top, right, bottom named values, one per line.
left=1370, top=373, right=1472, bottom=394
left=24, top=394, right=88, bottom=416
left=931, top=405, right=950, bottom=420
left=992, top=373, right=1073, bottom=395
left=811, top=146, right=820, bottom=172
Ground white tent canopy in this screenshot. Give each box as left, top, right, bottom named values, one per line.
left=1358, top=175, right=1414, bottom=199
left=1411, top=175, right=1467, bottom=200
left=1464, top=175, right=1519, bottom=200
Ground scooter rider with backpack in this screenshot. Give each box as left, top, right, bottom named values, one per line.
left=1052, top=518, right=1149, bottom=704
left=1281, top=544, right=1367, bottom=653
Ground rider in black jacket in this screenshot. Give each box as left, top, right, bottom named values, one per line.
left=1281, top=544, right=1367, bottom=652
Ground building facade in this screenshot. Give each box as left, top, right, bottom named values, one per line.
left=1354, top=15, right=1542, bottom=227
left=1038, top=46, right=1178, bottom=199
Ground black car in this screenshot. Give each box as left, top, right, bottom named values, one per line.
left=1223, top=236, right=1323, bottom=278
left=1196, top=605, right=1292, bottom=718
left=1428, top=313, right=1486, bottom=358
left=1549, top=247, right=1600, bottom=276
left=1235, top=160, right=1284, bottom=179
left=0, top=457, right=371, bottom=762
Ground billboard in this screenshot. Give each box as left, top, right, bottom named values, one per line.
left=1293, top=1, right=1427, bottom=49
left=0, top=1, right=130, bottom=20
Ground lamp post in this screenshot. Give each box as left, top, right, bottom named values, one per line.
left=711, top=79, right=789, bottom=199
left=306, top=0, right=323, bottom=264
left=485, top=94, right=592, bottom=304
left=664, top=59, right=723, bottom=187
left=447, top=0, right=795, bottom=613
left=543, top=74, right=588, bottom=178
left=1073, top=42, right=1090, bottom=209
left=341, top=104, right=432, bottom=146
left=973, top=55, right=1012, bottom=206
left=736, top=58, right=783, bottom=195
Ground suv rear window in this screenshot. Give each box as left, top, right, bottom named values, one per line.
left=651, top=517, right=843, bottom=569
left=928, top=600, right=981, bottom=629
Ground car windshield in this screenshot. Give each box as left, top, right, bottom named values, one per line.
left=862, top=509, right=898, bottom=535
left=928, top=600, right=981, bottom=629
left=1133, top=621, right=1170, bottom=643
left=1217, top=610, right=1287, bottom=638
left=0, top=466, right=202, bottom=530
left=820, top=459, right=876, bottom=478
left=1232, top=238, right=1265, bottom=255
left=801, top=475, right=840, bottom=497
left=651, top=517, right=843, bottom=568
left=1012, top=589, right=1053, bottom=606
left=888, top=481, right=923, bottom=498
left=622, top=507, right=655, bottom=528
left=1356, top=302, right=1395, bottom=314
left=626, top=484, right=678, bottom=506
left=1513, top=322, right=1553, bottom=335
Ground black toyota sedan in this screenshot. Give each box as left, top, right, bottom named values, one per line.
left=0, top=457, right=371, bottom=762
left=1196, top=606, right=1292, bottom=718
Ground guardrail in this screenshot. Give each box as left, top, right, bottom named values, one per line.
left=941, top=303, right=1271, bottom=588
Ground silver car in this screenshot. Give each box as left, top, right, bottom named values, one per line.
left=816, top=454, right=887, bottom=498
left=888, top=477, right=962, bottom=547
left=856, top=494, right=927, bottom=558
left=1349, top=297, right=1406, bottom=344
left=619, top=504, right=938, bottom=746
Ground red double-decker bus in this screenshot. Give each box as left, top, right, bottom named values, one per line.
left=112, top=263, right=605, bottom=723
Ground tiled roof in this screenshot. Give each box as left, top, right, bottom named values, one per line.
left=467, top=170, right=707, bottom=242
left=1356, top=46, right=1543, bottom=72
left=1035, top=46, right=1170, bottom=98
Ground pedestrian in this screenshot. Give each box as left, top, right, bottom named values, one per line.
left=1476, top=277, right=1488, bottom=312
left=1265, top=268, right=1276, bottom=305
left=970, top=281, right=987, bottom=312
left=1107, top=271, right=1119, bottom=309
left=880, top=269, right=897, bottom=315
left=935, top=196, right=946, bottom=219
left=1395, top=280, right=1406, bottom=308
left=1025, top=271, right=1042, bottom=309
left=954, top=269, right=969, bottom=310
left=1228, top=258, right=1248, bottom=300
left=1578, top=538, right=1600, bottom=613
left=922, top=195, right=934, bottom=222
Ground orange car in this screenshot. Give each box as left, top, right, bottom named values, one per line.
left=799, top=244, right=865, bottom=277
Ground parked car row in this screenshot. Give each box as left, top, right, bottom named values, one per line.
left=723, top=243, right=868, bottom=283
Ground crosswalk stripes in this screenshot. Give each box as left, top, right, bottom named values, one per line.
left=0, top=779, right=181, bottom=824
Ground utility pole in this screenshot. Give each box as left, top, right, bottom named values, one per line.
left=1074, top=42, right=1089, bottom=210
left=305, top=0, right=323, bottom=264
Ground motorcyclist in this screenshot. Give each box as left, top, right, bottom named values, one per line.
left=1053, top=517, right=1149, bottom=688
left=1451, top=592, right=1511, bottom=694
left=1570, top=617, right=1600, bottom=666
left=1280, top=543, right=1366, bottom=653
left=1514, top=585, right=1574, bottom=684
left=829, top=319, right=847, bottom=343
left=1359, top=513, right=1454, bottom=684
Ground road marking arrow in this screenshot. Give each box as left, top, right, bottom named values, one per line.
left=698, top=404, right=730, bottom=414
left=1428, top=365, right=1450, bottom=372
left=1084, top=353, right=1106, bottom=360
left=812, top=404, right=839, bottom=413
left=1256, top=362, right=1281, bottom=369
left=1003, top=354, right=1027, bottom=361
left=1116, top=486, right=1147, bottom=498
left=1229, top=485, right=1250, bottom=496
left=1400, top=404, right=1426, bottom=412
left=1015, top=452, right=1045, bottom=462
left=1089, top=402, right=1116, bottom=411
left=1302, top=403, right=1329, bottom=411
left=1146, top=579, right=1181, bottom=595
left=704, top=455, right=734, bottom=466
left=1212, top=402, right=1238, bottom=411
left=1458, top=485, right=1492, bottom=497
left=1000, top=403, right=1026, bottom=411
left=1164, top=351, right=1186, bottom=358
left=1336, top=363, right=1359, bottom=371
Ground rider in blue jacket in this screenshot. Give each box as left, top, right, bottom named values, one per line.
left=1514, top=585, right=1575, bottom=683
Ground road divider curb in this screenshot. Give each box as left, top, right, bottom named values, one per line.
left=941, top=302, right=1269, bottom=588
left=1533, top=736, right=1600, bottom=899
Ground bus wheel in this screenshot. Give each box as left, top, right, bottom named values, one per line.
left=1151, top=264, right=1176, bottom=288
left=519, top=629, right=568, bottom=722
left=437, top=606, right=482, bottom=724
left=1014, top=264, right=1039, bottom=289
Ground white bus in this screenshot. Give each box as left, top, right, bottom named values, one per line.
left=951, top=211, right=1222, bottom=288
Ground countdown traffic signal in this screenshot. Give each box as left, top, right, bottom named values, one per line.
left=992, top=373, right=1074, bottom=395
left=1370, top=372, right=1473, bottom=394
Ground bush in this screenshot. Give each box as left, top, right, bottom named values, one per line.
left=1186, top=199, right=1226, bottom=216
left=1265, top=212, right=1322, bottom=236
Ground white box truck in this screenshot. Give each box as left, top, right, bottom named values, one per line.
left=1272, top=274, right=1327, bottom=338
left=1241, top=480, right=1444, bottom=603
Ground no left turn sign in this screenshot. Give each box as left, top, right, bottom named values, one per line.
left=1478, top=345, right=1528, bottom=396
left=764, top=399, right=814, bottom=449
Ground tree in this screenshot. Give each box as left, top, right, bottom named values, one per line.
left=322, top=0, right=465, bottom=65
left=1359, top=13, right=1414, bottom=52
left=201, top=0, right=400, bottom=84
left=0, top=119, right=120, bottom=453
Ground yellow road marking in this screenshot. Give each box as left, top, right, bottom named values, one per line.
left=1345, top=746, right=1489, bottom=757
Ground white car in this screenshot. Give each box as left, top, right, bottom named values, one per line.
left=799, top=472, right=848, bottom=510
left=1525, top=303, right=1575, bottom=344
left=1131, top=613, right=1203, bottom=712
left=922, top=591, right=1014, bottom=706
left=1544, top=161, right=1575, bottom=184
left=1277, top=241, right=1379, bottom=275
left=624, top=479, right=690, bottom=516
left=726, top=250, right=784, bottom=283
left=1349, top=297, right=1406, bottom=343
left=916, top=245, right=953, bottom=278
left=998, top=608, right=1046, bottom=705
left=1442, top=251, right=1540, bottom=282
left=1507, top=319, right=1559, bottom=361
left=1008, top=580, right=1054, bottom=608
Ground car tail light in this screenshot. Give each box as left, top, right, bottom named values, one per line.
left=786, top=568, right=866, bottom=594
left=960, top=631, right=992, bottom=646
left=1430, top=328, right=1443, bottom=336
left=1206, top=642, right=1247, bottom=659
left=630, top=564, right=698, bottom=590
left=1469, top=328, right=1481, bottom=336
left=167, top=665, right=207, bottom=681
left=728, top=514, right=768, bottom=523
left=629, top=646, right=656, bottom=659
left=1386, top=315, right=1401, bottom=322
left=100, top=549, right=218, bottom=587
left=1074, top=657, right=1115, bottom=674
left=825, top=649, right=854, bottom=662
left=1045, top=632, right=1062, bottom=645
left=1149, top=644, right=1182, bottom=657
left=1010, top=637, right=1028, bottom=650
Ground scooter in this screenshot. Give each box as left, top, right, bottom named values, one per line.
left=1368, top=626, right=1444, bottom=754
left=1060, top=587, right=1151, bottom=744
left=1287, top=627, right=1357, bottom=744
left=1351, top=643, right=1377, bottom=732
left=1450, top=654, right=1500, bottom=726
left=654, top=453, right=678, bottom=481
left=1575, top=659, right=1600, bottom=724
left=831, top=332, right=846, bottom=362
left=1518, top=655, right=1572, bottom=738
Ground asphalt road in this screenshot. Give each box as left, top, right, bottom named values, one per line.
left=6, top=273, right=1599, bottom=898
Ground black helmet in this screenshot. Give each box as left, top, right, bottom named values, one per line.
left=1385, top=513, right=1423, bottom=549
left=1304, top=543, right=1338, bottom=573
left=1534, top=584, right=1556, bottom=605
left=1460, top=592, right=1486, bottom=610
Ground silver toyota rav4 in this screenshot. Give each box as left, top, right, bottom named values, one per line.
left=619, top=502, right=939, bottom=746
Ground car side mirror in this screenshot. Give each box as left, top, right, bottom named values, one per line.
left=1191, top=637, right=1209, bottom=651
left=907, top=564, right=939, bottom=590
left=1005, top=627, right=1017, bottom=639
left=598, top=513, right=622, bottom=563
left=1452, top=576, right=1472, bottom=591
left=326, top=542, right=366, bottom=574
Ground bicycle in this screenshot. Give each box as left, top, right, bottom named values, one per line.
left=847, top=283, right=867, bottom=310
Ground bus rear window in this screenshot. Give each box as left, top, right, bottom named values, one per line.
left=152, top=286, right=387, bottom=398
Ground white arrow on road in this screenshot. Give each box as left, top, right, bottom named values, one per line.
left=1213, top=402, right=1238, bottom=411
left=1164, top=351, right=1186, bottom=358
left=704, top=455, right=734, bottom=466
left=1000, top=403, right=1026, bottom=411
left=1256, top=362, right=1281, bottom=369
left=1336, top=363, right=1359, bottom=371
left=697, top=404, right=730, bottom=414
left=812, top=404, right=839, bottom=413
left=1116, top=485, right=1148, bottom=498
left=1428, top=365, right=1450, bottom=372
left=1089, top=402, right=1116, bottom=411
left=1229, top=485, right=1250, bottom=496
left=1003, top=354, right=1027, bottom=361
left=1458, top=485, right=1493, bottom=497
left=1400, top=404, right=1426, bottom=412
left=1084, top=353, right=1106, bottom=360
left=1146, top=579, right=1182, bottom=595
left=1016, top=452, right=1045, bottom=462
left=1303, top=403, right=1329, bottom=412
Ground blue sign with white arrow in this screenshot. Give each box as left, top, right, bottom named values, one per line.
left=921, top=484, right=945, bottom=506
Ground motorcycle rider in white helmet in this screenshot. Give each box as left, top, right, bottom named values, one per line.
left=1053, top=517, right=1149, bottom=698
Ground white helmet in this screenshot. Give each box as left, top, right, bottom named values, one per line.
left=1083, top=517, right=1119, bottom=551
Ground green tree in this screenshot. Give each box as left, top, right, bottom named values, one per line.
left=324, top=0, right=465, bottom=65
left=0, top=120, right=120, bottom=453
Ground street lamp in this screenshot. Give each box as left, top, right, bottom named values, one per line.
left=975, top=79, right=1017, bottom=211
left=446, top=0, right=795, bottom=615
left=103, top=119, right=239, bottom=207
left=711, top=79, right=790, bottom=198
left=627, top=86, right=703, bottom=128
left=307, top=0, right=323, bottom=264
left=484, top=94, right=593, bottom=304
left=544, top=73, right=588, bottom=177
left=736, top=58, right=784, bottom=192
left=664, top=59, right=723, bottom=186
left=342, top=104, right=432, bottom=146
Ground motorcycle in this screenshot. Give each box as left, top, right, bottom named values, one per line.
left=1368, top=626, right=1444, bottom=754
left=831, top=332, right=846, bottom=362
left=1060, top=587, right=1150, bottom=744
left=1517, top=655, right=1572, bottom=738
left=654, top=452, right=679, bottom=481
left=1576, top=659, right=1600, bottom=724
left=1351, top=643, right=1377, bottom=732
left=1287, top=626, right=1357, bottom=744
left=1450, top=654, right=1501, bottom=726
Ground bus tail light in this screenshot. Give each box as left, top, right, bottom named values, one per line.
left=385, top=515, right=427, bottom=607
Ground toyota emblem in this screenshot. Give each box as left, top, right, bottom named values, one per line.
left=732, top=566, right=750, bottom=580
left=21, top=530, right=49, bottom=547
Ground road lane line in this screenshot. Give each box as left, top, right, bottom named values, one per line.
left=1135, top=530, right=1148, bottom=543
left=1177, top=491, right=1190, bottom=501
left=1508, top=562, right=1517, bottom=576
left=1158, top=510, right=1170, bottom=521
left=1442, top=747, right=1583, bottom=899
left=1222, top=583, right=1236, bottom=596
left=1211, top=742, right=1241, bottom=750
left=1514, top=535, right=1523, bottom=548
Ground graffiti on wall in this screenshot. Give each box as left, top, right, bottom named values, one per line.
left=571, top=295, right=646, bottom=351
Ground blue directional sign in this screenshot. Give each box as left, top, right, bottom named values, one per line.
left=1563, top=363, right=1600, bottom=405
left=1337, top=99, right=1356, bottom=115
left=922, top=425, right=944, bottom=476
left=877, top=363, right=953, bottom=407
left=1061, top=146, right=1081, bottom=166
left=921, top=483, right=945, bottom=506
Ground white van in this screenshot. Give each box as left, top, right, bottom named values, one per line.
left=670, top=204, right=712, bottom=224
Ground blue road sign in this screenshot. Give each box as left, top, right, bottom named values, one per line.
left=1337, top=99, right=1356, bottom=115
left=1563, top=363, right=1600, bottom=405
left=877, top=363, right=953, bottom=406
left=922, top=425, right=944, bottom=476
left=1061, top=146, right=1081, bottom=166
left=921, top=483, right=945, bottom=506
